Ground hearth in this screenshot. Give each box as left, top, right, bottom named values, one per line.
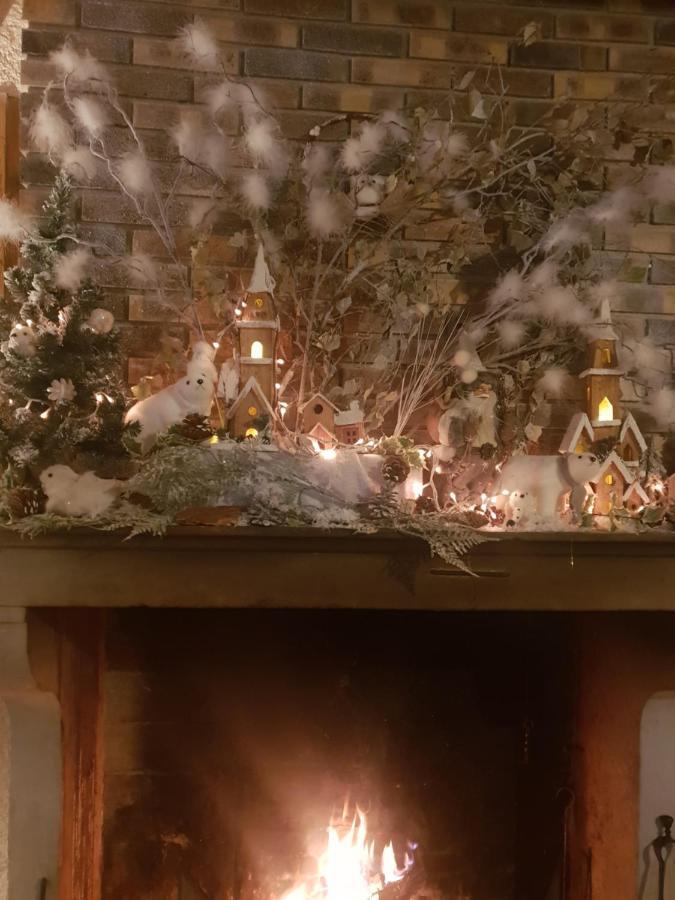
left=100, top=610, right=575, bottom=900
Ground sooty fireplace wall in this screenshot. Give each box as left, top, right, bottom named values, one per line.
left=101, top=610, right=575, bottom=900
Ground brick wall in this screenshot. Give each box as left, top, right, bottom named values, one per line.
left=18, top=0, right=675, bottom=439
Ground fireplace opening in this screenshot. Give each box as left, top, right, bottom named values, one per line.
left=102, top=610, right=576, bottom=900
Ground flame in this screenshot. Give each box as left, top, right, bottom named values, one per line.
left=281, top=810, right=413, bottom=900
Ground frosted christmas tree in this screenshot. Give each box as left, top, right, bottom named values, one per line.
left=0, top=172, right=129, bottom=491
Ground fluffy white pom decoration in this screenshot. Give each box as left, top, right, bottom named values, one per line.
left=538, top=367, right=568, bottom=397
left=30, top=101, right=72, bottom=156
left=62, top=145, right=97, bottom=181
left=652, top=387, right=675, bottom=426
left=54, top=247, right=90, bottom=290
left=241, top=171, right=271, bottom=210
left=488, top=269, right=524, bottom=309
left=71, top=96, right=108, bottom=137
left=171, top=114, right=203, bottom=161
left=497, top=319, right=526, bottom=349
left=0, top=199, right=30, bottom=242
left=176, top=19, right=220, bottom=69
left=118, top=152, right=154, bottom=196
left=307, top=189, right=344, bottom=238
left=453, top=349, right=472, bottom=367
left=461, top=367, right=478, bottom=384
left=244, top=117, right=277, bottom=162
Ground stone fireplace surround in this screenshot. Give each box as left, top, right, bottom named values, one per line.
left=1, top=528, right=675, bottom=900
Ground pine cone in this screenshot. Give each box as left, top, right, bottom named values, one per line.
left=7, top=486, right=44, bottom=519
left=176, top=414, right=214, bottom=443
left=414, top=495, right=436, bottom=514
left=381, top=454, right=410, bottom=484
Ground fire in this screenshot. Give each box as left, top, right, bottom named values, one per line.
left=281, top=809, right=414, bottom=900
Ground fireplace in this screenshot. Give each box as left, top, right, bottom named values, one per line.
left=2, top=532, right=675, bottom=900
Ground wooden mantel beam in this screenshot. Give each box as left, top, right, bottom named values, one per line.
left=0, top=529, right=674, bottom=610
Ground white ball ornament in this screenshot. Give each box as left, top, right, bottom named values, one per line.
left=461, top=367, right=478, bottom=384
left=453, top=349, right=472, bottom=368
left=47, top=377, right=76, bottom=404
left=87, top=308, right=115, bottom=334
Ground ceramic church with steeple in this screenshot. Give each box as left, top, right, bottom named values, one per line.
left=559, top=298, right=649, bottom=515
left=225, top=244, right=280, bottom=439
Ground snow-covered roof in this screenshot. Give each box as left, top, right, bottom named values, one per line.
left=300, top=392, right=340, bottom=413
left=308, top=422, right=337, bottom=444
left=559, top=412, right=594, bottom=454
left=592, top=451, right=635, bottom=485
left=619, top=411, right=648, bottom=454
left=227, top=375, right=276, bottom=421
left=247, top=243, right=276, bottom=295
left=335, top=399, right=364, bottom=426
left=623, top=480, right=649, bottom=505
left=586, top=296, right=619, bottom=342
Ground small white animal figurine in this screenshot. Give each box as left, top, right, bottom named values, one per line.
left=191, top=341, right=218, bottom=388
left=3, top=323, right=37, bottom=358
left=125, top=352, right=216, bottom=451
left=40, top=465, right=124, bottom=517
left=498, top=452, right=601, bottom=522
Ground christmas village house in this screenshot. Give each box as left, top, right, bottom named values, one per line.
left=225, top=245, right=280, bottom=439
left=559, top=298, right=649, bottom=516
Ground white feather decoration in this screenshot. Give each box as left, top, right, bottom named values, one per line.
left=171, top=114, right=203, bottom=161
left=176, top=19, right=220, bottom=69
left=126, top=253, right=158, bottom=285
left=62, top=145, right=97, bottom=181
left=50, top=46, right=107, bottom=83
left=244, top=117, right=277, bottom=163
left=588, top=186, right=642, bottom=225
left=488, top=269, right=524, bottom=309
left=379, top=110, right=409, bottom=144
left=528, top=260, right=557, bottom=290
left=30, top=101, right=73, bottom=156
left=341, top=121, right=386, bottom=172
left=71, top=96, right=108, bottom=137
left=241, top=171, right=271, bottom=210
left=54, top=247, right=90, bottom=291
left=652, top=387, right=675, bottom=426
left=118, top=152, right=154, bottom=196
left=446, top=132, right=469, bottom=157
left=341, top=137, right=363, bottom=172
left=0, top=199, right=30, bottom=241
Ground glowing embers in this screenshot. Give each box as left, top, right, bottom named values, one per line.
left=280, top=809, right=414, bottom=900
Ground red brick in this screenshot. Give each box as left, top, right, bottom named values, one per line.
left=454, top=5, right=554, bottom=37
left=554, top=72, right=647, bottom=101
left=557, top=13, right=650, bottom=43
left=245, top=47, right=347, bottom=81
left=352, top=0, right=450, bottom=28
left=302, top=84, right=404, bottom=113
left=23, top=0, right=76, bottom=26
left=511, top=42, right=606, bottom=71
left=244, top=0, right=347, bottom=19
left=133, top=37, right=238, bottom=73
left=112, top=65, right=194, bottom=101
left=206, top=16, right=298, bottom=47
left=609, top=45, right=675, bottom=74
left=303, top=24, right=404, bottom=57
left=23, top=31, right=132, bottom=64
left=352, top=57, right=452, bottom=89
left=655, top=20, right=675, bottom=44
left=410, top=32, right=507, bottom=64
left=81, top=1, right=191, bottom=36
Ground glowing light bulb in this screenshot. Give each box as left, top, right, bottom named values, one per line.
left=598, top=395, right=614, bottom=422
left=275, top=382, right=281, bottom=390
left=95, top=392, right=104, bottom=405
left=277, top=358, right=285, bottom=365
left=320, top=448, right=337, bottom=461
left=40, top=408, right=50, bottom=420
left=245, top=427, right=258, bottom=438
left=235, top=308, right=242, bottom=317
left=209, top=434, right=219, bottom=445
left=212, top=341, right=220, bottom=349
left=251, top=340, right=264, bottom=359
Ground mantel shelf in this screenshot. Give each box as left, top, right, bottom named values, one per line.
left=0, top=528, right=673, bottom=611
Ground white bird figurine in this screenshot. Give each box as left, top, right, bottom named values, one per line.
left=40, top=464, right=124, bottom=517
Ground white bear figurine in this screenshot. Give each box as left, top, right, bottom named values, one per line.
left=2, top=323, right=37, bottom=358
left=125, top=353, right=216, bottom=451
left=498, top=453, right=601, bottom=522
left=40, top=465, right=124, bottom=517
left=504, top=490, right=536, bottom=527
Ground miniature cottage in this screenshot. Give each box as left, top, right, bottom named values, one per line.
left=300, top=393, right=338, bottom=440
left=334, top=400, right=366, bottom=445
left=227, top=245, right=280, bottom=438
left=592, top=451, right=633, bottom=516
